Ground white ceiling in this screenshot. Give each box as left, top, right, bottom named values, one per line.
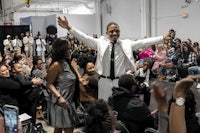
left=18, top=0, right=96, bottom=12
left=1, top=0, right=96, bottom=13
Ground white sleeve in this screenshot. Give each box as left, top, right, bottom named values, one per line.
left=69, top=27, right=98, bottom=50
left=130, top=36, right=164, bottom=51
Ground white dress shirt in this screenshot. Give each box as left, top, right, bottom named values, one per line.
left=36, top=39, right=46, bottom=52
left=102, top=41, right=130, bottom=77
left=12, top=39, right=22, bottom=50
left=69, top=27, right=163, bottom=75
left=69, top=27, right=163, bottom=100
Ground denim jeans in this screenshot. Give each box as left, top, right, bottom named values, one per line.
left=188, top=66, right=200, bottom=75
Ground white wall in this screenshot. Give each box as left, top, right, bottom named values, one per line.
left=14, top=12, right=97, bottom=38
left=14, top=12, right=54, bottom=25
left=19, top=14, right=57, bottom=37
left=152, top=0, right=200, bottom=42
left=56, top=14, right=97, bottom=38
left=101, top=0, right=141, bottom=40
left=100, top=0, right=200, bottom=42
left=31, top=16, right=47, bottom=37
left=11, top=0, right=200, bottom=42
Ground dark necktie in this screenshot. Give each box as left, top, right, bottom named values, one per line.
left=110, top=42, right=115, bottom=80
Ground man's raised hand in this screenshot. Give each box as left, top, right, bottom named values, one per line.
left=57, top=16, right=71, bottom=30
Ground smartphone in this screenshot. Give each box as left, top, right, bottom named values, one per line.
left=3, top=105, right=18, bottom=133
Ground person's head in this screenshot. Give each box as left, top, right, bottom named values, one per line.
left=32, top=56, right=43, bottom=70
left=193, top=42, right=199, bottom=48
left=186, top=38, right=192, bottom=45
left=84, top=62, right=95, bottom=76
left=20, top=32, right=24, bottom=37
left=174, top=44, right=181, bottom=53
left=84, top=99, right=116, bottom=133
left=0, top=62, right=10, bottom=77
left=38, top=35, right=43, bottom=39
left=118, top=74, right=138, bottom=93
left=175, top=38, right=181, bottom=45
left=156, top=44, right=164, bottom=51
left=51, top=37, right=72, bottom=63
left=143, top=60, right=150, bottom=71
left=6, top=35, right=11, bottom=40
left=169, top=29, right=176, bottom=40
left=106, top=22, right=120, bottom=43
left=15, top=35, right=19, bottom=39
left=37, top=31, right=41, bottom=36
left=78, top=56, right=95, bottom=75
left=11, top=62, right=23, bottom=74
left=12, top=53, right=22, bottom=63
left=25, top=31, right=30, bottom=37
left=87, top=76, right=98, bottom=90
left=183, top=44, right=194, bottom=53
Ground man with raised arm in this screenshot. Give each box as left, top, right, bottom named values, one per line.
left=57, top=16, right=171, bottom=101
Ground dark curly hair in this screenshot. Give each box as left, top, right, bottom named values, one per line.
left=84, top=99, right=115, bottom=133
left=51, top=37, right=71, bottom=63
left=78, top=56, right=95, bottom=70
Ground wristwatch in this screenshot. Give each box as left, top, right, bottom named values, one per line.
left=171, top=97, right=185, bottom=106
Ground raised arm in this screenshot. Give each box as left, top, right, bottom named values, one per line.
left=151, top=81, right=168, bottom=133
left=57, top=16, right=98, bottom=49
left=130, top=30, right=171, bottom=51
left=169, top=75, right=200, bottom=133
left=57, top=16, right=71, bottom=30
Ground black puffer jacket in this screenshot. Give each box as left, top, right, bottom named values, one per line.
left=109, top=87, right=156, bottom=133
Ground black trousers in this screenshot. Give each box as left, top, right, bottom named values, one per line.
left=137, top=86, right=151, bottom=106
left=20, top=88, right=40, bottom=125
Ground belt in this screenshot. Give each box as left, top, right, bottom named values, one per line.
left=100, top=75, right=120, bottom=80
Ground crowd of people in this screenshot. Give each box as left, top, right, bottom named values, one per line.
left=0, top=15, right=200, bottom=133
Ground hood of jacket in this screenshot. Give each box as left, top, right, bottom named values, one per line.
left=112, top=86, right=132, bottom=97
left=111, top=87, right=144, bottom=108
